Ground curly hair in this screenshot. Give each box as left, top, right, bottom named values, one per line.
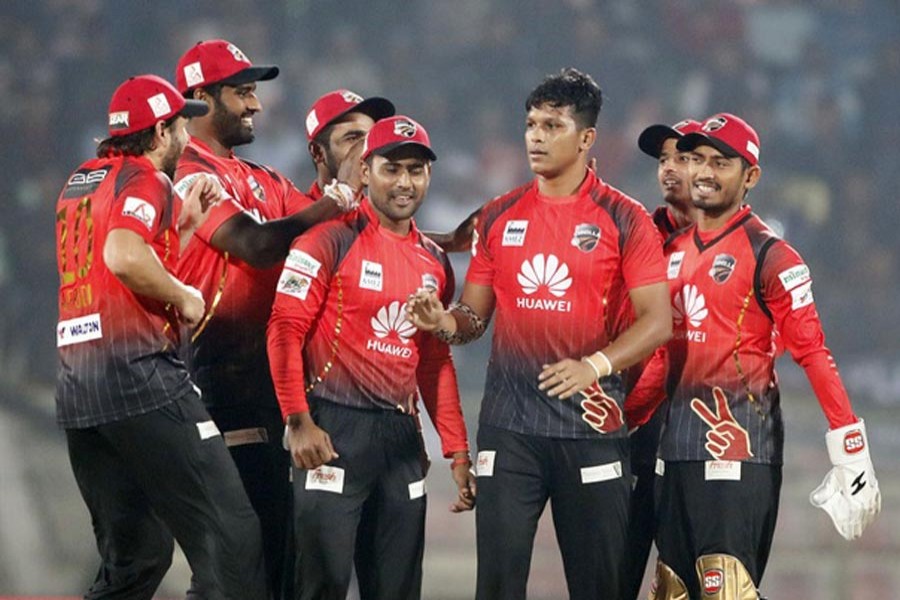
left=525, top=67, right=603, bottom=130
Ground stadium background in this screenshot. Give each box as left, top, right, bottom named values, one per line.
left=1, top=0, right=898, bottom=597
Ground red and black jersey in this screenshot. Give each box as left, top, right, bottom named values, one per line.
left=55, top=155, right=192, bottom=428
left=661, top=205, right=856, bottom=465
left=467, top=170, right=667, bottom=439
left=173, top=137, right=314, bottom=408
left=267, top=199, right=468, bottom=457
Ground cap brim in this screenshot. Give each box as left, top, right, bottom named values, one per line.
left=677, top=132, right=743, bottom=160
left=217, top=65, right=280, bottom=86
left=180, top=99, right=210, bottom=118
left=351, top=97, right=396, bottom=124
left=638, top=124, right=681, bottom=158
left=373, top=141, right=437, bottom=162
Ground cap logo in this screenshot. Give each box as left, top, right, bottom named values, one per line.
left=703, top=116, right=727, bottom=132
left=393, top=119, right=417, bottom=138
left=226, top=43, right=250, bottom=64
left=147, top=93, right=172, bottom=119
left=746, top=140, right=760, bottom=160
left=109, top=111, right=129, bottom=129
left=305, top=109, right=319, bottom=137
left=672, top=119, right=692, bottom=132
left=183, top=62, right=204, bottom=88
left=341, top=90, right=363, bottom=104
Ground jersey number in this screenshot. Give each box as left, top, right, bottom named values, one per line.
left=57, top=197, right=94, bottom=309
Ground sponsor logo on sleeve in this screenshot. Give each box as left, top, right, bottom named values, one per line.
left=57, top=313, right=103, bottom=347
left=571, top=223, right=601, bottom=252
left=359, top=260, right=383, bottom=291
left=778, top=264, right=810, bottom=291
left=247, top=174, right=266, bottom=202
left=147, top=93, right=172, bottom=119
left=421, top=273, right=439, bottom=291
left=667, top=251, right=685, bottom=279
left=173, top=172, right=231, bottom=202
left=122, top=196, right=157, bottom=230
left=276, top=269, right=312, bottom=300
left=709, top=254, right=736, bottom=284
left=789, top=281, right=814, bottom=310
left=286, top=250, right=322, bottom=278
left=305, top=465, right=345, bottom=494
left=502, top=220, right=528, bottom=246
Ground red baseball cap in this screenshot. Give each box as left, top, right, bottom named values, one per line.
left=677, top=113, right=761, bottom=166
left=108, top=74, right=208, bottom=137
left=305, top=89, right=395, bottom=141
left=637, top=119, right=703, bottom=158
left=175, top=39, right=279, bottom=94
left=362, top=116, right=436, bottom=161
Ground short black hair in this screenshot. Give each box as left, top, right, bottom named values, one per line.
left=526, top=68, right=603, bottom=130
left=183, top=83, right=225, bottom=102
left=96, top=114, right=179, bottom=158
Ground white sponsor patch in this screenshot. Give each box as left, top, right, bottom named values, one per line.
left=286, top=249, right=322, bottom=278
left=305, top=109, right=319, bottom=137
left=147, top=92, right=172, bottom=119
left=359, top=260, right=383, bottom=291
left=421, top=273, right=439, bottom=291
left=408, top=479, right=427, bottom=499
left=173, top=172, right=229, bottom=202
left=276, top=269, right=312, bottom=300
left=183, top=61, right=204, bottom=88
left=305, top=465, right=345, bottom=494
left=502, top=220, right=528, bottom=246
left=778, top=264, right=810, bottom=291
left=122, top=196, right=157, bottom=230
left=196, top=420, right=221, bottom=440
left=471, top=229, right=479, bottom=257
left=57, top=313, right=103, bottom=347
left=476, top=450, right=496, bottom=477
left=580, top=460, right=623, bottom=484
left=655, top=458, right=665, bottom=476
left=704, top=460, right=742, bottom=481
left=790, top=281, right=814, bottom=310
left=108, top=111, right=129, bottom=129
left=667, top=251, right=685, bottom=279
left=746, top=140, right=760, bottom=160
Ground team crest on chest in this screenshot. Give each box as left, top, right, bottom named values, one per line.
left=709, top=254, right=736, bottom=284
left=502, top=220, right=528, bottom=246
left=571, top=223, right=601, bottom=252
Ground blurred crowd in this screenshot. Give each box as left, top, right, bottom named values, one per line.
left=1, top=0, right=898, bottom=396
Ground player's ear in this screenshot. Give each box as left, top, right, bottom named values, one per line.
left=151, top=120, right=167, bottom=150
left=308, top=140, right=325, bottom=166
left=580, top=127, right=597, bottom=153
left=744, top=164, right=761, bottom=191
left=360, top=158, right=371, bottom=187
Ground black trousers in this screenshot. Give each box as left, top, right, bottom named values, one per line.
left=293, top=400, right=427, bottom=600
left=621, top=409, right=665, bottom=600
left=188, top=405, right=293, bottom=600
left=655, top=461, right=782, bottom=599
left=66, top=392, right=267, bottom=600
left=475, top=424, right=631, bottom=600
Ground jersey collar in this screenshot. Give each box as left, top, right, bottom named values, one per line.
left=359, top=196, right=420, bottom=241
left=693, top=204, right=753, bottom=251
left=188, top=135, right=235, bottom=159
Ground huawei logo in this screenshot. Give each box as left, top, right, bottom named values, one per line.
left=371, top=301, right=416, bottom=344
left=517, top=254, right=572, bottom=298
left=673, top=284, right=708, bottom=327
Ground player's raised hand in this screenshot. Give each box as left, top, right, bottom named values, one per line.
left=178, top=174, right=220, bottom=234
left=690, top=387, right=753, bottom=460
left=406, top=288, right=447, bottom=332
left=336, top=138, right=365, bottom=196
left=538, top=357, right=597, bottom=399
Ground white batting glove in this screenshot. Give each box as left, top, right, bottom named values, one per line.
left=809, top=419, right=881, bottom=540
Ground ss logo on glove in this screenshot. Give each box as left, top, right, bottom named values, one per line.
left=579, top=382, right=624, bottom=434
